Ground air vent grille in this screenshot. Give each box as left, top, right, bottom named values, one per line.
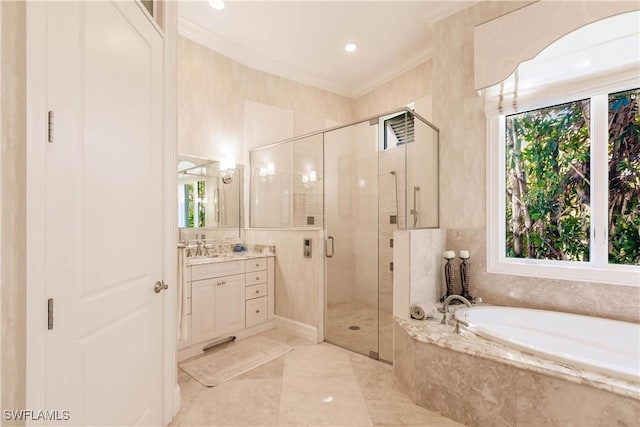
left=387, top=114, right=414, bottom=145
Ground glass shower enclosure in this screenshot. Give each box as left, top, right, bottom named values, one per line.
left=250, top=109, right=439, bottom=363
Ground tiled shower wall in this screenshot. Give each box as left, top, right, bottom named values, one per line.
left=244, top=228, right=324, bottom=329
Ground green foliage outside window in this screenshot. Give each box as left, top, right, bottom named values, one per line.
left=506, top=89, right=640, bottom=266
left=197, top=180, right=206, bottom=227
left=608, top=89, right=640, bottom=265
left=506, top=100, right=591, bottom=261
left=184, top=180, right=207, bottom=228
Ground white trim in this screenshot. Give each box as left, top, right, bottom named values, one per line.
left=0, top=1, right=3, bottom=410
left=177, top=17, right=351, bottom=98
left=486, top=77, right=640, bottom=288
left=161, top=0, right=178, bottom=424
left=25, top=1, right=48, bottom=416
left=590, top=94, right=609, bottom=266
left=173, top=384, right=181, bottom=418
left=275, top=315, right=319, bottom=344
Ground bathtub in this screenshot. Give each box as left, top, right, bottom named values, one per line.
left=454, top=306, right=640, bottom=383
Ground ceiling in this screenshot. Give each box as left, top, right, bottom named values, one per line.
left=178, top=1, right=477, bottom=98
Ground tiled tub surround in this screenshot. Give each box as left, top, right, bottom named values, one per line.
left=394, top=317, right=640, bottom=427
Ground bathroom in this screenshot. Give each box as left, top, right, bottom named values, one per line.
left=1, top=1, right=639, bottom=426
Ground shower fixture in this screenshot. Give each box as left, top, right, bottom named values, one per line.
left=390, top=171, right=400, bottom=229
left=410, top=186, right=420, bottom=228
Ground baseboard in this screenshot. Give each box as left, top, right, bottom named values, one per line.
left=173, top=384, right=181, bottom=419
left=274, top=315, right=319, bottom=343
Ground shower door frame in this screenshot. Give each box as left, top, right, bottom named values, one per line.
left=323, top=118, right=382, bottom=359
left=247, top=107, right=439, bottom=355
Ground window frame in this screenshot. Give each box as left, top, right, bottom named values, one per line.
left=486, top=73, right=640, bottom=287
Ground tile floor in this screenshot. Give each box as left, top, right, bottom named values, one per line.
left=325, top=302, right=394, bottom=362
left=171, top=328, right=463, bottom=426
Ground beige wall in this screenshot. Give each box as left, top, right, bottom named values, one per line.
left=433, top=1, right=640, bottom=322
left=354, top=61, right=432, bottom=120
left=177, top=35, right=355, bottom=161
left=1, top=0, right=27, bottom=421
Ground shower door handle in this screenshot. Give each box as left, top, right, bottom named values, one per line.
left=325, top=236, right=335, bottom=258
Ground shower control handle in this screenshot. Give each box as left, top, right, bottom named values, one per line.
left=326, top=236, right=335, bottom=258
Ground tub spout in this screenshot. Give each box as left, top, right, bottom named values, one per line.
left=440, top=295, right=472, bottom=326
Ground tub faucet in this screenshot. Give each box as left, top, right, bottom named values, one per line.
left=440, top=295, right=472, bottom=326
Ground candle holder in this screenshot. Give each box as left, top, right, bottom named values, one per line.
left=440, top=253, right=456, bottom=302
left=459, top=256, right=473, bottom=301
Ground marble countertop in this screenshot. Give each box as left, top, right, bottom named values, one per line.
left=396, top=316, right=640, bottom=401
left=186, top=252, right=274, bottom=266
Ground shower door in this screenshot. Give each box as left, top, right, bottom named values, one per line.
left=324, top=121, right=381, bottom=359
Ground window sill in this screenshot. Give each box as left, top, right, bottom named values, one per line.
left=487, top=257, right=640, bottom=287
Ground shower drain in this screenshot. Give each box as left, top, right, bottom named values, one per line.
left=348, top=325, right=361, bottom=330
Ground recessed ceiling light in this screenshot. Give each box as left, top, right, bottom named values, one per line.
left=344, top=43, right=357, bottom=53
left=209, top=0, right=225, bottom=10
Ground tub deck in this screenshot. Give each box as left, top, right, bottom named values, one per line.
left=395, top=316, right=640, bottom=400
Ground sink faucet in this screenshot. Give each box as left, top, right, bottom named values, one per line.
left=440, top=295, right=472, bottom=326
left=195, top=240, right=204, bottom=257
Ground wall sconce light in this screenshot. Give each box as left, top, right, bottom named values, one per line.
left=309, top=170, right=317, bottom=182
left=220, top=155, right=236, bottom=184
left=302, top=170, right=318, bottom=184
left=259, top=162, right=276, bottom=178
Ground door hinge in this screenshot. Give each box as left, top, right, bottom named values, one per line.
left=48, top=111, right=54, bottom=143
left=47, top=298, right=54, bottom=330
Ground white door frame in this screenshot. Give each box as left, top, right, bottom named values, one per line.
left=24, top=2, right=178, bottom=425
left=161, top=0, right=179, bottom=423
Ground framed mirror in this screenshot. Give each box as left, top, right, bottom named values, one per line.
left=177, top=154, right=243, bottom=233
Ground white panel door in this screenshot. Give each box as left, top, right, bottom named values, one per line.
left=44, top=2, right=164, bottom=425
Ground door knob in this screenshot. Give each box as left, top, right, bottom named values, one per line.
left=154, top=280, right=168, bottom=293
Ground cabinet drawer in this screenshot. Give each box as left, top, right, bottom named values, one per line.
left=245, top=296, right=268, bottom=327
left=245, top=258, right=267, bottom=273
left=191, top=260, right=244, bottom=281
left=245, top=271, right=267, bottom=286
left=245, top=284, right=267, bottom=300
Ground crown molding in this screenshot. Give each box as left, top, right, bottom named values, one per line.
left=350, top=48, right=433, bottom=99
left=178, top=16, right=433, bottom=100
left=178, top=17, right=354, bottom=98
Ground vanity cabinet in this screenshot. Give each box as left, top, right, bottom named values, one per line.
left=179, top=256, right=275, bottom=360
left=191, top=273, right=245, bottom=344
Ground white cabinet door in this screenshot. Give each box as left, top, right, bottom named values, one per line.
left=191, top=279, right=217, bottom=343
left=191, top=274, right=245, bottom=341
left=215, top=274, right=246, bottom=334
left=43, top=2, right=164, bottom=425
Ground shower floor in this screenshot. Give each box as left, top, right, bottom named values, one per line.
left=325, top=301, right=393, bottom=362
